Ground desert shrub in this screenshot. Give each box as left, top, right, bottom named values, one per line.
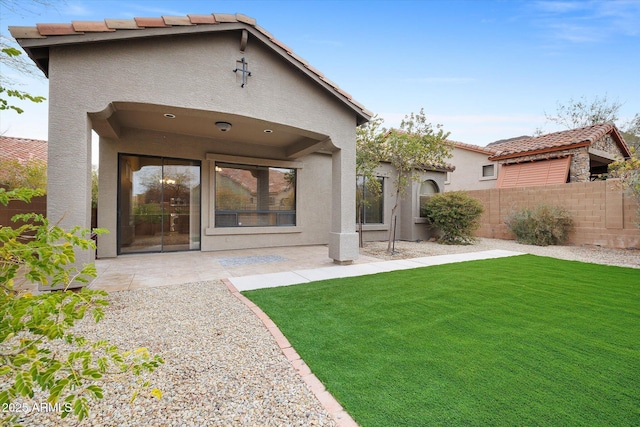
left=507, top=204, right=573, bottom=246
left=1, top=188, right=163, bottom=425
left=0, top=158, right=47, bottom=192
left=421, top=191, right=484, bottom=245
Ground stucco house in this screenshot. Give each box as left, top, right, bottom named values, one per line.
left=10, top=13, right=371, bottom=265
left=443, top=141, right=499, bottom=191
left=357, top=161, right=452, bottom=243
left=488, top=123, right=630, bottom=188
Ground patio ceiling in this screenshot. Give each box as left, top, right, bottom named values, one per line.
left=89, top=101, right=334, bottom=159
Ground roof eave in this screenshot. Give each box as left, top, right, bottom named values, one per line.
left=489, top=141, right=591, bottom=161
left=609, top=126, right=632, bottom=158
left=10, top=21, right=372, bottom=125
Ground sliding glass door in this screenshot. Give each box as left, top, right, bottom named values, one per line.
left=118, top=155, right=200, bottom=254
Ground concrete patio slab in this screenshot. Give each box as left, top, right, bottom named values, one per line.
left=228, top=249, right=525, bottom=292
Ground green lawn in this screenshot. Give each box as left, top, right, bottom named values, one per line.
left=243, top=255, right=640, bottom=426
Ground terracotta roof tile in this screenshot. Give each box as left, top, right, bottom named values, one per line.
left=213, top=13, right=238, bottom=23
left=0, top=136, right=48, bottom=164
left=304, top=64, right=324, bottom=78
left=334, top=86, right=352, bottom=100
left=270, top=37, right=293, bottom=53
left=163, top=16, right=195, bottom=26
left=8, top=26, right=46, bottom=38
left=36, top=23, right=78, bottom=36
left=236, top=14, right=256, bottom=26
left=10, top=13, right=371, bottom=122
left=453, top=141, right=498, bottom=155
left=105, top=19, right=141, bottom=30
left=488, top=123, right=629, bottom=160
left=288, top=51, right=309, bottom=66
left=134, top=17, right=169, bottom=28
left=72, top=21, right=114, bottom=32
left=187, top=14, right=217, bottom=24
left=254, top=25, right=274, bottom=39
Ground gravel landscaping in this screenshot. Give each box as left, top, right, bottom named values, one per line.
left=362, top=237, right=639, bottom=269
left=11, top=238, right=638, bottom=426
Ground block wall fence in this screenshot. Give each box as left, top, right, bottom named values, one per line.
left=0, top=194, right=47, bottom=226
left=466, top=179, right=640, bottom=249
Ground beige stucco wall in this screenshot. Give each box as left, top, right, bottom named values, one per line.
left=445, top=146, right=498, bottom=191
left=359, top=163, right=447, bottom=243
left=48, top=29, right=360, bottom=261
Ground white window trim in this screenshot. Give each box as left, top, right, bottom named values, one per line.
left=480, top=163, right=497, bottom=181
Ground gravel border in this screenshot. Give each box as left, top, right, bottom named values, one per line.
left=13, top=282, right=336, bottom=427
left=361, top=237, right=639, bottom=269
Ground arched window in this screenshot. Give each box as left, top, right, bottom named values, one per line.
left=419, top=180, right=439, bottom=217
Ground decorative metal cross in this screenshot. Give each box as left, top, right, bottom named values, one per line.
left=233, top=57, right=251, bottom=88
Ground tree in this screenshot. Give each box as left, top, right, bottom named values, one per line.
left=91, top=166, right=98, bottom=208
left=356, top=115, right=385, bottom=247
left=609, top=147, right=640, bottom=225
left=0, top=158, right=47, bottom=191
left=382, top=109, right=453, bottom=252
left=1, top=188, right=163, bottom=425
left=0, top=42, right=45, bottom=114
left=544, top=94, right=622, bottom=129
left=544, top=95, right=639, bottom=149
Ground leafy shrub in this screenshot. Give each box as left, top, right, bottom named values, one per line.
left=0, top=158, right=47, bottom=192
left=421, top=191, right=484, bottom=245
left=507, top=204, right=573, bottom=246
left=1, top=188, right=163, bottom=424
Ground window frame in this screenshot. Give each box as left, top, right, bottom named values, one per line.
left=480, top=163, right=498, bottom=180
left=205, top=154, right=303, bottom=236
left=356, top=175, right=384, bottom=225
left=418, top=179, right=440, bottom=218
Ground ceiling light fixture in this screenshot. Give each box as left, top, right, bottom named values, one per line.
left=164, top=113, right=176, bottom=119
left=263, top=129, right=273, bottom=134
left=215, top=121, right=232, bottom=132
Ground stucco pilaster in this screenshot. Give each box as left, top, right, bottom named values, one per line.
left=328, top=148, right=359, bottom=263
left=44, top=108, right=94, bottom=289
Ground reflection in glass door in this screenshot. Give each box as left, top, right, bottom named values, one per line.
left=118, top=155, right=201, bottom=254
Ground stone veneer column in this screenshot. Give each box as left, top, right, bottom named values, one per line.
left=569, top=149, right=591, bottom=182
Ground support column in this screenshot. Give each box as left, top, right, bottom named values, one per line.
left=43, top=111, right=94, bottom=290
left=328, top=149, right=359, bottom=264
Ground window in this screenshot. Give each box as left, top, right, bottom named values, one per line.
left=419, top=179, right=439, bottom=217
left=215, top=162, right=296, bottom=227
left=482, top=164, right=496, bottom=179
left=357, top=176, right=384, bottom=224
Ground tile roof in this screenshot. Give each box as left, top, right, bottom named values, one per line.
left=453, top=141, right=498, bottom=155
left=0, top=136, right=48, bottom=164
left=9, top=13, right=372, bottom=122
left=488, top=123, right=630, bottom=160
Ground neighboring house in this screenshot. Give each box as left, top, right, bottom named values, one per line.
left=488, top=123, right=630, bottom=188
left=358, top=162, right=452, bottom=243
left=0, top=136, right=47, bottom=164
left=444, top=141, right=499, bottom=191
left=10, top=13, right=371, bottom=264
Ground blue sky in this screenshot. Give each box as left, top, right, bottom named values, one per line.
left=1, top=0, right=639, bottom=148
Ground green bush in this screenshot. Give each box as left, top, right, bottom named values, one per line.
left=421, top=191, right=484, bottom=245
left=1, top=188, right=163, bottom=425
left=507, top=204, right=573, bottom=246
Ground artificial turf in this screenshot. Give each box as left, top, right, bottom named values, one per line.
left=243, top=255, right=640, bottom=426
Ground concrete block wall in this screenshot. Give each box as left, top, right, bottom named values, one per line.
left=467, top=179, right=640, bottom=249
left=0, top=193, right=47, bottom=227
